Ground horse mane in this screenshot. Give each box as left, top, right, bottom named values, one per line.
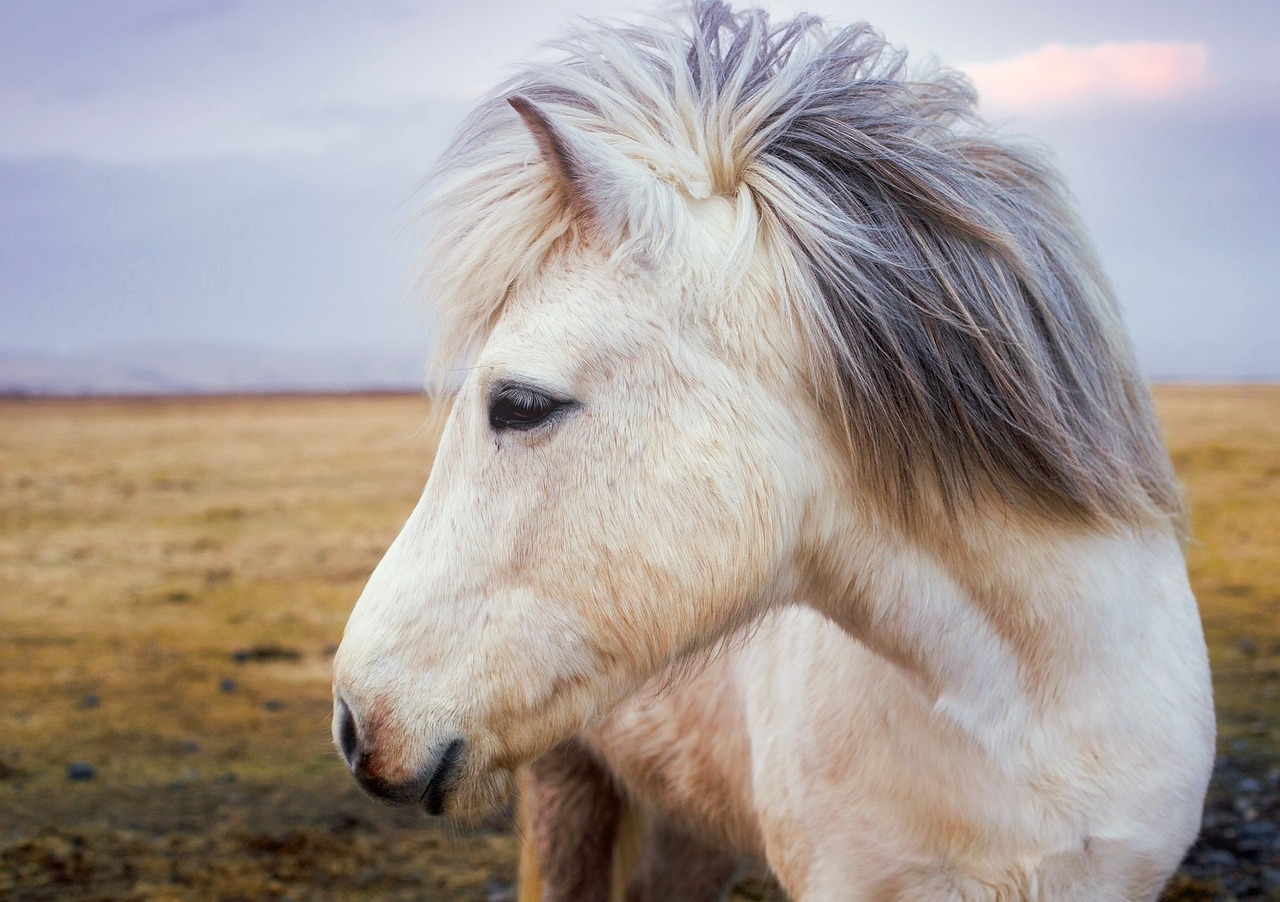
left=418, top=1, right=1182, bottom=531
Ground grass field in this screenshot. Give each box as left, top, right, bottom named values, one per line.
left=0, top=387, right=1276, bottom=900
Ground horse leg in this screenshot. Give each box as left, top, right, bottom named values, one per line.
left=517, top=739, right=743, bottom=902
left=518, top=739, right=625, bottom=902
left=624, top=817, right=742, bottom=902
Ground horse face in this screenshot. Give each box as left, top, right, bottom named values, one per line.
left=332, top=245, right=819, bottom=815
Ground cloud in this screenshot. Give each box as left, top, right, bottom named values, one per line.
left=963, top=41, right=1210, bottom=114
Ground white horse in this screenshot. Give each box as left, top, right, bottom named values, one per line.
left=333, top=4, right=1214, bottom=899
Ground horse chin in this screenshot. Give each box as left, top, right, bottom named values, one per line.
left=434, top=765, right=518, bottom=819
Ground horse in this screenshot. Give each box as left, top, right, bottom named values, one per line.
left=331, top=3, right=1215, bottom=898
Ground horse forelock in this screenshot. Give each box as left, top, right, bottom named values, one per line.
left=418, top=0, right=1182, bottom=532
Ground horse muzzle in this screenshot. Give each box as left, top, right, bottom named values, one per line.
left=332, top=690, right=466, bottom=815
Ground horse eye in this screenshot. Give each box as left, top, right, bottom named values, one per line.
left=488, top=385, right=571, bottom=432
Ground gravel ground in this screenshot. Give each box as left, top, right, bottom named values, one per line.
left=2, top=754, right=1276, bottom=900
left=1165, top=755, right=1280, bottom=901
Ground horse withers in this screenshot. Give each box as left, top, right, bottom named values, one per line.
left=332, top=4, right=1214, bottom=899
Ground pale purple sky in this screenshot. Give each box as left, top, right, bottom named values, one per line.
left=2, top=0, right=1277, bottom=378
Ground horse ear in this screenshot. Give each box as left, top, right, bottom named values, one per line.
left=508, top=95, right=591, bottom=201
left=508, top=94, right=676, bottom=250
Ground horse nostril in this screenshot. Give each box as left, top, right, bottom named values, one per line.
left=335, top=693, right=359, bottom=767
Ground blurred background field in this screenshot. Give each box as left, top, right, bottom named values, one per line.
left=0, top=387, right=1276, bottom=900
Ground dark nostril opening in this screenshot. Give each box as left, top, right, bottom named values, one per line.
left=335, top=694, right=359, bottom=766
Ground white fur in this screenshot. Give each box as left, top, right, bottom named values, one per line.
left=334, top=234, right=1212, bottom=899
left=333, top=6, right=1214, bottom=898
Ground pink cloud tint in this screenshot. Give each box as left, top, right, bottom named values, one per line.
left=963, top=41, right=1210, bottom=114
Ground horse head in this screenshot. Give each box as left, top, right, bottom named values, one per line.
left=332, top=92, right=825, bottom=814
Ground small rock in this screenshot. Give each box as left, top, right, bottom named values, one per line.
left=80, top=694, right=101, bottom=709
left=486, top=879, right=516, bottom=902
left=66, top=763, right=95, bottom=781
left=1237, top=637, right=1258, bottom=656
left=204, top=568, right=232, bottom=587
left=329, top=811, right=367, bottom=834
left=219, top=679, right=238, bottom=693
left=182, top=740, right=200, bottom=754
left=1235, top=821, right=1275, bottom=839
left=1238, top=777, right=1261, bottom=794
left=263, top=699, right=282, bottom=712
left=231, top=644, right=301, bottom=664
left=1197, top=847, right=1237, bottom=868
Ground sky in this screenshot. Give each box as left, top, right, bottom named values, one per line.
left=1, top=0, right=1277, bottom=378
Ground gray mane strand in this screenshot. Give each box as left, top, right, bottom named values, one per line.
left=421, top=1, right=1182, bottom=530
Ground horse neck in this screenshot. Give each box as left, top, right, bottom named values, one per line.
left=800, top=502, right=1183, bottom=750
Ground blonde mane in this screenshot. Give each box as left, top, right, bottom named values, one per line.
left=417, top=1, right=1180, bottom=530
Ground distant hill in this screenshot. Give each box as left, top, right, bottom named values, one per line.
left=3, top=343, right=1269, bottom=397
left=0, top=344, right=427, bottom=395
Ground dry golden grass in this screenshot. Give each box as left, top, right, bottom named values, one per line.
left=0, top=395, right=439, bottom=786
left=1157, top=385, right=1280, bottom=750
left=0, top=395, right=520, bottom=900
left=0, top=387, right=1275, bottom=899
